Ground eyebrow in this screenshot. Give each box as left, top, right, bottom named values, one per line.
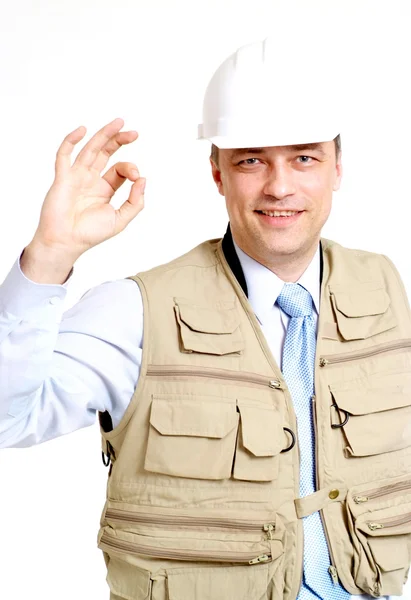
left=284, top=143, right=327, bottom=156
left=230, top=143, right=327, bottom=158
left=230, top=148, right=265, bottom=158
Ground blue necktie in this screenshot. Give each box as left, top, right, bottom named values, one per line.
left=277, top=283, right=350, bottom=600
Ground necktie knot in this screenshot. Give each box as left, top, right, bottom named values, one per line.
left=276, top=283, right=313, bottom=318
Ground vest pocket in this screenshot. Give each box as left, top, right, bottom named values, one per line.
left=145, top=394, right=239, bottom=479
left=100, top=525, right=278, bottom=565
left=105, top=555, right=276, bottom=600
left=106, top=557, right=152, bottom=600
left=233, top=398, right=285, bottom=481
left=145, top=393, right=287, bottom=482
left=346, top=474, right=411, bottom=597
left=330, top=284, right=396, bottom=340
left=330, top=371, right=411, bottom=457
left=174, top=298, right=244, bottom=355
left=100, top=513, right=285, bottom=599
left=166, top=562, right=276, bottom=600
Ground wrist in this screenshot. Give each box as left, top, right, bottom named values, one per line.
left=20, top=239, right=79, bottom=285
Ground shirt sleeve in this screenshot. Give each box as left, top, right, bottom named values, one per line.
left=0, top=253, right=143, bottom=449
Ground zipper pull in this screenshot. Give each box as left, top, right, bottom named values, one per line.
left=263, top=523, right=275, bottom=540
left=368, top=522, right=384, bottom=531
left=249, top=554, right=270, bottom=565
left=269, top=379, right=281, bottom=389
left=319, top=358, right=329, bottom=367
left=328, top=565, right=339, bottom=585
left=354, top=495, right=369, bottom=504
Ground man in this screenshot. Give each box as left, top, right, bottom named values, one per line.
left=1, top=38, right=411, bottom=600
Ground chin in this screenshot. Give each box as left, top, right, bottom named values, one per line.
left=266, top=244, right=297, bottom=256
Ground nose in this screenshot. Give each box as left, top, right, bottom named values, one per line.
left=262, top=164, right=296, bottom=200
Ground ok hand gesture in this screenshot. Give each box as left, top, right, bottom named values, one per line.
left=32, top=118, right=145, bottom=263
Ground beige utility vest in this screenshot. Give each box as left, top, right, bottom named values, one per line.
left=98, top=236, right=411, bottom=600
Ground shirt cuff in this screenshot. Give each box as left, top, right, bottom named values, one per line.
left=0, top=251, right=72, bottom=320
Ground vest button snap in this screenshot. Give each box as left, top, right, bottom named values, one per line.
left=329, top=489, right=339, bottom=500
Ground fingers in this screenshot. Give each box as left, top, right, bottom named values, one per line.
left=73, top=118, right=125, bottom=169
left=114, top=177, right=146, bottom=234
left=55, top=126, right=87, bottom=177
left=103, top=162, right=140, bottom=193
left=93, top=130, right=139, bottom=174
left=56, top=119, right=139, bottom=180
left=102, top=162, right=145, bottom=234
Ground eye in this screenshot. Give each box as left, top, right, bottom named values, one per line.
left=238, top=158, right=261, bottom=165
left=297, top=156, right=314, bottom=163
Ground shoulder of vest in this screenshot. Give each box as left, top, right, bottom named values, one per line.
left=127, top=238, right=222, bottom=284
left=321, top=237, right=407, bottom=294
left=322, top=237, right=382, bottom=261
left=322, top=237, right=395, bottom=265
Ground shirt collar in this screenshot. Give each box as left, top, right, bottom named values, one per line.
left=233, top=240, right=321, bottom=323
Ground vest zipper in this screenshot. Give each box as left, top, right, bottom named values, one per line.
left=312, top=395, right=339, bottom=584
left=328, top=565, right=339, bottom=584
left=319, top=339, right=411, bottom=367
left=367, top=512, right=411, bottom=531
left=99, top=532, right=272, bottom=565
left=105, top=508, right=275, bottom=533
left=353, top=480, right=411, bottom=504
left=147, top=365, right=282, bottom=389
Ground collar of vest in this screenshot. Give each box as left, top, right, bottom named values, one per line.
left=221, top=223, right=324, bottom=297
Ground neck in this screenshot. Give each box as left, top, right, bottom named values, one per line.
left=233, top=237, right=320, bottom=283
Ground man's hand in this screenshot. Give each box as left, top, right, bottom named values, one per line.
left=21, top=118, right=145, bottom=283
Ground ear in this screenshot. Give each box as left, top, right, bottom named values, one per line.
left=333, top=153, right=343, bottom=191
left=210, top=158, right=225, bottom=196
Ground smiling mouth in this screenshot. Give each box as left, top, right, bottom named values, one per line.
left=256, top=210, right=302, bottom=217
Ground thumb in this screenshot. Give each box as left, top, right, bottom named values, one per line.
left=114, top=177, right=146, bottom=233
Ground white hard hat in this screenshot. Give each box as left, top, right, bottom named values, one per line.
left=198, top=38, right=341, bottom=149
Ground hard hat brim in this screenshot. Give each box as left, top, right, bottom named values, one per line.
left=198, top=125, right=341, bottom=149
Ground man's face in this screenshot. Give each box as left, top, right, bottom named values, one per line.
left=211, top=141, right=342, bottom=266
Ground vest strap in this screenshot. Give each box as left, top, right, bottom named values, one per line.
left=294, top=485, right=348, bottom=518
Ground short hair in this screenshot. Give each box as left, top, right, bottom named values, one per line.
left=211, top=134, right=342, bottom=168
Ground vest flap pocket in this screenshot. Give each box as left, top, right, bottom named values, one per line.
left=174, top=298, right=244, bottom=355
left=346, top=479, right=411, bottom=597
left=367, top=535, right=409, bottom=572
left=332, top=287, right=390, bottom=317
left=167, top=563, right=272, bottom=600
left=330, top=373, right=411, bottom=457
left=330, top=285, right=396, bottom=340
left=233, top=399, right=284, bottom=482
left=150, top=396, right=239, bottom=438
left=106, top=557, right=151, bottom=600
left=176, top=299, right=239, bottom=334
left=145, top=395, right=239, bottom=480
left=237, top=399, right=284, bottom=456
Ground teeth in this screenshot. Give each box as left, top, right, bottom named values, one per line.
left=260, top=210, right=298, bottom=217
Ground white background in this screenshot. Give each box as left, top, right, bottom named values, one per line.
left=0, top=0, right=410, bottom=598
